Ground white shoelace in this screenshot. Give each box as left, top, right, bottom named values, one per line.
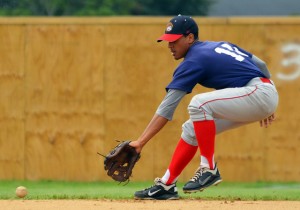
left=190, top=167, right=208, bottom=182
left=143, top=178, right=162, bottom=190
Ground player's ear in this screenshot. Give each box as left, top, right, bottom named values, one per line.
left=187, top=33, right=195, bottom=44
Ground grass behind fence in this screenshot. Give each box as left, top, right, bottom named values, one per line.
left=0, top=180, right=299, bottom=200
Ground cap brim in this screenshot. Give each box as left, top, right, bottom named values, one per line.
left=157, top=34, right=183, bottom=42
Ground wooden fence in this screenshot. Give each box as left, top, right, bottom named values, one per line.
left=0, top=17, right=299, bottom=182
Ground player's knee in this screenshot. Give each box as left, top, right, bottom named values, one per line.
left=188, top=96, right=200, bottom=114
left=188, top=96, right=213, bottom=121
left=181, top=121, right=197, bottom=146
left=188, top=96, right=203, bottom=115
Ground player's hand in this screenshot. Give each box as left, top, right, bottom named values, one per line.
left=260, top=113, right=276, bottom=128
left=129, top=140, right=143, bottom=153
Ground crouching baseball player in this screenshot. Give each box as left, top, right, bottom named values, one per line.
left=129, top=15, right=279, bottom=200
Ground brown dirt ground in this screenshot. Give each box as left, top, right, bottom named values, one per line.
left=1, top=200, right=300, bottom=210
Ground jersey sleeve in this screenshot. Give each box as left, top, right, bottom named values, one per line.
left=156, top=89, right=186, bottom=121
left=166, top=61, right=203, bottom=93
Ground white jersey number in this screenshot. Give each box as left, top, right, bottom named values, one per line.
left=215, top=43, right=249, bottom=62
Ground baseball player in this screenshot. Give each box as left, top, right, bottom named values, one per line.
left=130, top=15, right=279, bottom=200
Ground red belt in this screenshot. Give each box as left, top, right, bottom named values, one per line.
left=260, top=78, right=272, bottom=85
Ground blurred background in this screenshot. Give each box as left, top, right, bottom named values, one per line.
left=0, top=0, right=299, bottom=16
left=0, top=0, right=299, bottom=183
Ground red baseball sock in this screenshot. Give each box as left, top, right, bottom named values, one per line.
left=193, top=120, right=216, bottom=169
left=164, top=138, right=198, bottom=185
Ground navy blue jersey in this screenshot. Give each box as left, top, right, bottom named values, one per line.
left=166, top=41, right=266, bottom=93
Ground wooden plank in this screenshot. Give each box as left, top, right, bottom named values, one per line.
left=0, top=25, right=25, bottom=179
left=24, top=25, right=105, bottom=180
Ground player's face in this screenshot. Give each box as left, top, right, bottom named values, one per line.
left=168, top=34, right=195, bottom=60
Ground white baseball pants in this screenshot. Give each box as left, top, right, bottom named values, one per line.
left=181, top=77, right=279, bottom=146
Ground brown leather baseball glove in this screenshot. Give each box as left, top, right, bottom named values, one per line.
left=103, top=141, right=140, bottom=182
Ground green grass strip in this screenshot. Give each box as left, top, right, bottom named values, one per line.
left=0, top=180, right=299, bottom=200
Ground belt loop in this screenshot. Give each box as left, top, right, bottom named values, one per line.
left=260, top=78, right=272, bottom=85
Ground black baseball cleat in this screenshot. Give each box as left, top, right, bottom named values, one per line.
left=183, top=163, right=222, bottom=193
left=134, top=178, right=179, bottom=200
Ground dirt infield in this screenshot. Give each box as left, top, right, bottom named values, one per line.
left=1, top=200, right=300, bottom=210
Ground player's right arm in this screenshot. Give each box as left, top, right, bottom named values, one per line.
left=156, top=89, right=186, bottom=121
left=130, top=89, right=186, bottom=153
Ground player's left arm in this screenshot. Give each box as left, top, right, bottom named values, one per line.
left=251, top=55, right=271, bottom=78
left=260, top=113, right=276, bottom=128
left=252, top=55, right=276, bottom=127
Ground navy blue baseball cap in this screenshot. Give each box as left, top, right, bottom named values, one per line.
left=157, top=15, right=198, bottom=42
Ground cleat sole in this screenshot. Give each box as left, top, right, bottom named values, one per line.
left=183, top=179, right=222, bottom=194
